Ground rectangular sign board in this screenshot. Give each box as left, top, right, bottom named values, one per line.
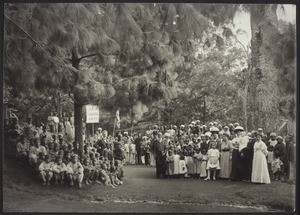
left=86, top=105, right=99, bottom=123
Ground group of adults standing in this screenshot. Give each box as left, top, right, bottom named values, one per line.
left=142, top=122, right=295, bottom=183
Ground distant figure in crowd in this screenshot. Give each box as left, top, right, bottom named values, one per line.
left=267, top=133, right=277, bottom=179
left=199, top=148, right=208, bottom=178
left=47, top=112, right=54, bottom=133
left=238, top=131, right=251, bottom=181
left=219, top=134, right=231, bottom=179
left=134, top=133, right=143, bottom=164
left=16, top=134, right=30, bottom=165
left=230, top=127, right=242, bottom=181
left=272, top=136, right=285, bottom=181
left=152, top=131, right=167, bottom=179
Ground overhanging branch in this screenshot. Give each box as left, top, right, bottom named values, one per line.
left=5, top=14, right=77, bottom=77
left=68, top=93, right=77, bottom=104
left=210, top=102, right=232, bottom=114
left=78, top=53, right=98, bottom=61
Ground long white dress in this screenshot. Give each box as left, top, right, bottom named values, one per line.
left=173, top=154, right=180, bottom=175
left=251, top=140, right=271, bottom=184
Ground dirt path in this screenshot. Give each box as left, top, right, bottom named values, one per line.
left=3, top=158, right=295, bottom=213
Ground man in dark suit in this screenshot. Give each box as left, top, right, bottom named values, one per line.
left=240, top=132, right=256, bottom=181
left=134, top=133, right=143, bottom=165
left=200, top=134, right=210, bottom=152
left=152, top=131, right=166, bottom=179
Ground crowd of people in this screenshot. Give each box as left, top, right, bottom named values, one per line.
left=89, top=120, right=295, bottom=183
left=117, top=121, right=296, bottom=184
left=5, top=112, right=296, bottom=189
left=5, top=114, right=124, bottom=189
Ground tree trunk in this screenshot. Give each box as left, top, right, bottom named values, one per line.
left=72, top=47, right=84, bottom=157
left=247, top=4, right=280, bottom=132
left=58, top=92, right=62, bottom=119
left=74, top=102, right=84, bottom=157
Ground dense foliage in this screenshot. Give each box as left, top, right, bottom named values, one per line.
left=3, top=3, right=296, bottom=136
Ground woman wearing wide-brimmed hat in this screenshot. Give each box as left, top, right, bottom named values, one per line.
left=230, top=125, right=244, bottom=181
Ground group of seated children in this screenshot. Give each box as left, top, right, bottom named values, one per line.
left=16, top=134, right=124, bottom=189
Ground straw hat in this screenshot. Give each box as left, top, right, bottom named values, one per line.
left=234, top=126, right=244, bottom=132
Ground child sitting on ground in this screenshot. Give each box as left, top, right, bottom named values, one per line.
left=48, top=142, right=60, bottom=161
left=82, top=157, right=94, bottom=185
left=67, top=154, right=84, bottom=189
left=205, top=141, right=220, bottom=180
left=63, top=151, right=72, bottom=165
left=109, top=165, right=120, bottom=187
left=91, top=154, right=102, bottom=184
left=38, top=154, right=54, bottom=186
left=52, top=156, right=67, bottom=185
left=115, top=160, right=124, bottom=182
left=29, top=138, right=47, bottom=166
left=16, top=134, right=30, bottom=165
left=36, top=152, right=45, bottom=172
left=99, top=163, right=116, bottom=188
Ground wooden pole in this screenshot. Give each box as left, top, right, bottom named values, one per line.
left=203, top=95, right=206, bottom=124
left=112, top=117, right=116, bottom=139
left=112, top=115, right=116, bottom=164
left=92, top=123, right=94, bottom=136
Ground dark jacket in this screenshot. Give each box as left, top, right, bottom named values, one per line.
left=134, top=137, right=143, bottom=152
left=274, top=143, right=285, bottom=158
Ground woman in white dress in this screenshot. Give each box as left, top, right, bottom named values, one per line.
left=251, top=134, right=271, bottom=184
left=173, top=148, right=180, bottom=178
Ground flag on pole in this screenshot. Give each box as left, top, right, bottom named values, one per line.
left=115, top=109, right=120, bottom=129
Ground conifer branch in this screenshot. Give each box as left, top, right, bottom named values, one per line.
left=5, top=15, right=47, bottom=54
left=68, top=93, right=77, bottom=103
left=78, top=53, right=98, bottom=60
left=210, top=102, right=232, bottom=114
left=5, top=14, right=77, bottom=76
left=5, top=15, right=33, bottom=41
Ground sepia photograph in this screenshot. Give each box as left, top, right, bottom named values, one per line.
left=2, top=2, right=297, bottom=213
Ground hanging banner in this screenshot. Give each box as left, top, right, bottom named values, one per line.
left=86, top=105, right=99, bottom=123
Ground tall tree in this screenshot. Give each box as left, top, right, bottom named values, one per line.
left=4, top=3, right=212, bottom=150
left=97, top=3, right=212, bottom=127
left=247, top=4, right=282, bottom=131
left=4, top=3, right=116, bottom=156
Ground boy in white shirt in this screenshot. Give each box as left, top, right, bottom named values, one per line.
left=67, top=154, right=84, bottom=188
left=52, top=156, right=67, bottom=185
left=38, top=154, right=54, bottom=186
